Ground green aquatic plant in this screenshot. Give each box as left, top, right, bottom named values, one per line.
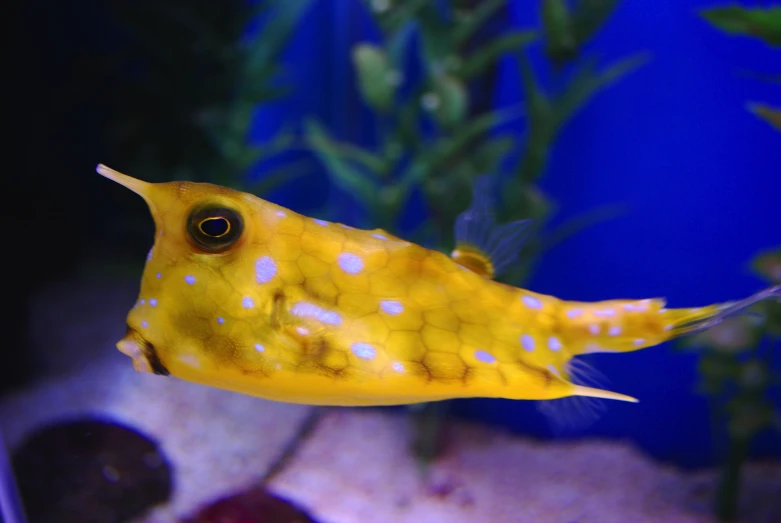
left=306, top=0, right=646, bottom=467
left=678, top=248, right=781, bottom=523
left=308, top=0, right=645, bottom=276
left=306, top=0, right=535, bottom=239
left=700, top=4, right=781, bottom=131
left=681, top=6, right=781, bottom=521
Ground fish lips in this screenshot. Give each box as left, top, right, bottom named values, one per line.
left=117, top=327, right=170, bottom=376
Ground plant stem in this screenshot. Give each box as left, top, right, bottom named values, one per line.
left=716, top=434, right=749, bottom=522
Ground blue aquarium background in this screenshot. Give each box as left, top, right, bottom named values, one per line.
left=4, top=0, right=781, bottom=522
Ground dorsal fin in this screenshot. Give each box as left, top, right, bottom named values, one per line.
left=451, top=175, right=532, bottom=279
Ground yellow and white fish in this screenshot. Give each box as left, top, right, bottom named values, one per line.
left=98, top=164, right=780, bottom=412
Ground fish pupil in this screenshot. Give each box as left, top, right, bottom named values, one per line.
left=200, top=217, right=229, bottom=238
left=187, top=204, right=243, bottom=253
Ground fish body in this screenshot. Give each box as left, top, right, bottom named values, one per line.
left=99, top=165, right=780, bottom=408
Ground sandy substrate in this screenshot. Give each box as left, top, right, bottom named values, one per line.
left=269, top=410, right=781, bottom=523
left=1, top=278, right=779, bottom=522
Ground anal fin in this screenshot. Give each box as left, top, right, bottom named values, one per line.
left=536, top=357, right=636, bottom=436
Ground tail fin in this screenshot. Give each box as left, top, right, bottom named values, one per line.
left=666, top=284, right=781, bottom=339
left=559, top=285, right=780, bottom=356
left=538, top=284, right=779, bottom=434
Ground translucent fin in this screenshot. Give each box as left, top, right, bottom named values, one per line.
left=536, top=357, right=636, bottom=436
left=452, top=174, right=532, bottom=278
left=670, top=284, right=781, bottom=337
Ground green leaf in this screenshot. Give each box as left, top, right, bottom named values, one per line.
left=304, top=120, right=378, bottom=208
left=542, top=0, right=576, bottom=62
left=246, top=158, right=313, bottom=196
left=352, top=44, right=396, bottom=112
left=469, top=136, right=516, bottom=173
left=416, top=2, right=453, bottom=62
left=430, top=106, right=525, bottom=166
left=373, top=0, right=429, bottom=34
left=748, top=102, right=781, bottom=131
left=244, top=0, right=316, bottom=73
left=539, top=202, right=628, bottom=251
left=430, top=74, right=468, bottom=127
left=554, top=53, right=650, bottom=127
left=387, top=20, right=419, bottom=71
left=401, top=105, right=524, bottom=186
left=452, top=0, right=507, bottom=46
left=459, top=30, right=536, bottom=80
left=299, top=125, right=389, bottom=177
left=701, top=6, right=781, bottom=46
left=571, top=0, right=621, bottom=49
left=514, top=54, right=554, bottom=182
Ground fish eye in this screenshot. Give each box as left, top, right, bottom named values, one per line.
left=187, top=204, right=244, bottom=253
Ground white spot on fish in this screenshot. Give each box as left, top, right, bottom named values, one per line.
left=634, top=339, right=645, bottom=346
left=275, top=363, right=282, bottom=370
left=624, top=303, right=646, bottom=312
left=296, top=327, right=310, bottom=336
left=372, top=233, right=388, bottom=240
left=567, top=309, right=583, bottom=318
left=140, top=299, right=145, bottom=305
left=255, top=343, right=265, bottom=353
left=276, top=210, right=286, bottom=217
left=351, top=342, right=376, bottom=360
left=522, top=295, right=543, bottom=309
left=588, top=324, right=600, bottom=335
left=659, top=308, right=668, bottom=314
left=521, top=334, right=535, bottom=352
left=548, top=337, right=562, bottom=351
left=664, top=324, right=673, bottom=331
left=255, top=256, right=277, bottom=283
left=474, top=350, right=496, bottom=364
left=185, top=275, right=196, bottom=285
left=147, top=249, right=153, bottom=261
left=141, top=320, right=149, bottom=328
left=242, top=296, right=255, bottom=309
left=156, top=272, right=162, bottom=279
left=217, top=317, right=225, bottom=325
left=149, top=298, right=158, bottom=307
left=547, top=364, right=561, bottom=377
left=392, top=361, right=404, bottom=373
left=608, top=326, right=622, bottom=336
left=338, top=253, right=364, bottom=274
left=595, top=309, right=616, bottom=317
left=339, top=224, right=354, bottom=230
left=380, top=300, right=404, bottom=315
left=320, top=311, right=342, bottom=325
left=291, top=302, right=343, bottom=325
left=313, top=219, right=328, bottom=226
left=179, top=354, right=199, bottom=368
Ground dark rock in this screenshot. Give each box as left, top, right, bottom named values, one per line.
left=183, top=486, right=318, bottom=523
left=12, top=416, right=172, bottom=523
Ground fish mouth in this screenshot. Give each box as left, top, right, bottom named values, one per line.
left=117, top=326, right=170, bottom=376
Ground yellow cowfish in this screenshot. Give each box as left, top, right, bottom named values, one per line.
left=98, top=164, right=780, bottom=413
